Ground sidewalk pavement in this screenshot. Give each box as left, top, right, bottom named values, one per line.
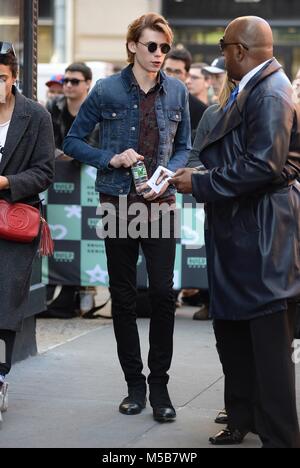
left=0, top=308, right=299, bottom=448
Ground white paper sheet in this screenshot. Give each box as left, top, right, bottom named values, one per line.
left=146, top=166, right=175, bottom=194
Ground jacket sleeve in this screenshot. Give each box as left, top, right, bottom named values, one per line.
left=6, top=111, right=55, bottom=202
left=63, top=82, right=115, bottom=170
left=187, top=106, right=218, bottom=168
left=167, top=87, right=192, bottom=172
left=192, top=95, right=294, bottom=203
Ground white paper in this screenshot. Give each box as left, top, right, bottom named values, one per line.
left=147, top=166, right=175, bottom=194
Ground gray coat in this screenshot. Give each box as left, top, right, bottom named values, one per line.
left=187, top=104, right=221, bottom=169
left=0, top=87, right=55, bottom=331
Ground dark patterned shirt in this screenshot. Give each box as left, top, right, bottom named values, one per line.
left=135, top=83, right=160, bottom=185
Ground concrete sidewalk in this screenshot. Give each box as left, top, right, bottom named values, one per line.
left=0, top=309, right=299, bottom=448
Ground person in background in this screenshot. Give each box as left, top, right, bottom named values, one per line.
left=186, top=62, right=211, bottom=106
left=47, top=62, right=97, bottom=152
left=164, top=53, right=210, bottom=319
left=46, top=62, right=99, bottom=317
left=0, top=42, right=55, bottom=424
left=45, top=73, right=64, bottom=102
left=164, top=48, right=207, bottom=141
left=203, top=57, right=226, bottom=103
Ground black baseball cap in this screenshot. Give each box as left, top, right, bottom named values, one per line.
left=203, top=57, right=226, bottom=74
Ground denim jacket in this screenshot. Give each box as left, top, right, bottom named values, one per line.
left=63, top=65, right=191, bottom=196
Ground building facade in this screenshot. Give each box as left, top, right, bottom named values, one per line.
left=163, top=0, right=300, bottom=79
left=2, top=0, right=299, bottom=77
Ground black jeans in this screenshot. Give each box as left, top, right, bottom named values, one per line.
left=0, top=330, right=16, bottom=376
left=214, top=306, right=300, bottom=448
left=104, top=215, right=176, bottom=388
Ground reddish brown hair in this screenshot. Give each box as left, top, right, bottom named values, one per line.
left=126, top=13, right=173, bottom=64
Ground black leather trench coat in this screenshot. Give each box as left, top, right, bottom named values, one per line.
left=192, top=59, right=300, bottom=320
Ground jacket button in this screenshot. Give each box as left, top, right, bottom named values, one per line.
left=176, top=115, right=179, bottom=119
left=112, top=112, right=117, bottom=117
left=131, top=127, right=136, bottom=131
left=133, top=104, right=138, bottom=109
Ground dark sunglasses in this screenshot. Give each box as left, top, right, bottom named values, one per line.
left=219, top=37, right=249, bottom=52
left=138, top=41, right=171, bottom=55
left=62, top=78, right=86, bottom=86
left=0, top=41, right=16, bottom=56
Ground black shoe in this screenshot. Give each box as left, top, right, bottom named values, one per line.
left=119, top=386, right=146, bottom=416
left=149, top=384, right=176, bottom=423
left=214, top=409, right=228, bottom=425
left=153, top=405, right=176, bottom=422
left=209, top=428, right=248, bottom=445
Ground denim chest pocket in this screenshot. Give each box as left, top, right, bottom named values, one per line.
left=167, top=110, right=182, bottom=137
left=101, top=109, right=128, bottom=143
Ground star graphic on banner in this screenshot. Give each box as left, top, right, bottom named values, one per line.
left=64, top=205, right=82, bottom=219
left=85, top=265, right=108, bottom=284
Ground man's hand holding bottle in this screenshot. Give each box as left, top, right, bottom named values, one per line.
left=109, top=149, right=144, bottom=169
left=109, top=149, right=169, bottom=200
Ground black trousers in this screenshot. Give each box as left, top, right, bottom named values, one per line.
left=214, top=306, right=300, bottom=448
left=104, top=217, right=176, bottom=388
left=0, top=330, right=16, bottom=376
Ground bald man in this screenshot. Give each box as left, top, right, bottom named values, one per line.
left=170, top=16, right=300, bottom=448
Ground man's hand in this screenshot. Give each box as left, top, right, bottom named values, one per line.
left=143, top=180, right=169, bottom=201
left=109, top=149, right=144, bottom=169
left=143, top=168, right=170, bottom=201
left=169, top=168, right=196, bottom=194
left=0, top=176, right=9, bottom=190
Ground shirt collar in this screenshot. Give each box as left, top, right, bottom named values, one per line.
left=238, top=59, right=273, bottom=94
left=121, top=64, right=166, bottom=93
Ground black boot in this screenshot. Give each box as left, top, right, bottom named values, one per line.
left=119, top=384, right=147, bottom=416
left=149, top=384, right=176, bottom=423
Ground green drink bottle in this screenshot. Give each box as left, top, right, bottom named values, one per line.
left=131, top=161, right=150, bottom=195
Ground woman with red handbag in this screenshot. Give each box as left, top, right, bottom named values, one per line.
left=0, top=42, right=55, bottom=424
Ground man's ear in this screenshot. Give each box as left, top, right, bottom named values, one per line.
left=128, top=41, right=137, bottom=56
left=13, top=71, right=18, bottom=85
left=236, top=44, right=246, bottom=62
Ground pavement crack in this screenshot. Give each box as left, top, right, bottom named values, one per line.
left=178, top=375, right=224, bottom=409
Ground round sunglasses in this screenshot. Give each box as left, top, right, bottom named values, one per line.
left=137, top=41, right=171, bottom=55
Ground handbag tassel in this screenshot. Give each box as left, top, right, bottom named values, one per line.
left=39, top=217, right=54, bottom=256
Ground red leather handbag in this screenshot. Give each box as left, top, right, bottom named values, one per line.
left=0, top=199, right=54, bottom=256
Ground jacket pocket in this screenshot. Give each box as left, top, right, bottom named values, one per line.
left=168, top=110, right=182, bottom=138
left=100, top=109, right=128, bottom=145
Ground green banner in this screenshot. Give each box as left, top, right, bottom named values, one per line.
left=42, top=161, right=208, bottom=289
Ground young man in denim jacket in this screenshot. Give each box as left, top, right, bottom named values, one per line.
left=64, top=13, right=191, bottom=423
